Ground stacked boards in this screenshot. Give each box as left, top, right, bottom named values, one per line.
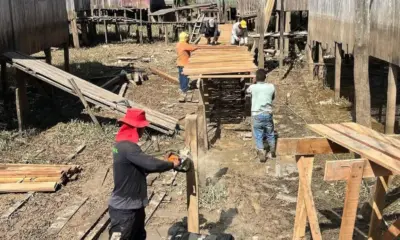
left=0, top=164, right=81, bottom=193
left=185, top=45, right=257, bottom=124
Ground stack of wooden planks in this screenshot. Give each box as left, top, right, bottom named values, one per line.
left=0, top=164, right=81, bottom=193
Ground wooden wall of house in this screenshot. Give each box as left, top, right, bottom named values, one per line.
left=0, top=0, right=69, bottom=55
left=237, top=0, right=258, bottom=17
left=276, top=0, right=308, bottom=11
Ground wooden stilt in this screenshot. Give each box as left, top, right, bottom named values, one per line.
left=279, top=0, right=284, bottom=73
left=335, top=43, right=343, bottom=101
left=1, top=60, right=7, bottom=98
left=284, top=11, right=291, bottom=57
left=197, top=81, right=208, bottom=152
left=147, top=24, right=153, bottom=43
left=385, top=64, right=398, bottom=134
left=81, top=22, right=89, bottom=45
left=139, top=9, right=143, bottom=44
left=115, top=23, right=122, bottom=42
left=185, top=115, right=199, bottom=234
left=275, top=12, right=279, bottom=50
left=63, top=43, right=70, bottom=73
left=104, top=21, right=108, bottom=44
left=15, top=70, right=29, bottom=132
left=164, top=25, right=169, bottom=44
left=44, top=48, right=52, bottom=65
left=318, top=42, right=323, bottom=64
left=71, top=15, right=80, bottom=48
left=368, top=176, right=390, bottom=239
left=136, top=25, right=140, bottom=44
left=292, top=156, right=314, bottom=240
left=257, top=0, right=266, bottom=69
left=338, top=161, right=365, bottom=240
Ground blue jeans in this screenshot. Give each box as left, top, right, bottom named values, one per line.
left=178, top=67, right=189, bottom=93
left=253, top=113, right=275, bottom=152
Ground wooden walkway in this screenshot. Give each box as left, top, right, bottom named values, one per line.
left=3, top=52, right=178, bottom=135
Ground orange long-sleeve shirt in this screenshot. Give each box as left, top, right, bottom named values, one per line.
left=176, top=42, right=197, bottom=67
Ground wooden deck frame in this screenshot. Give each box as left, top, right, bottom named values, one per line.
left=278, top=132, right=399, bottom=240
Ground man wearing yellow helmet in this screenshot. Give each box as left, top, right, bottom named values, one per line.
left=176, top=32, right=198, bottom=102
left=231, top=20, right=248, bottom=45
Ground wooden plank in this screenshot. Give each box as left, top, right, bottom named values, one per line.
left=324, top=159, right=393, bottom=181
left=149, top=67, right=179, bottom=84
left=382, top=219, right=400, bottom=240
left=277, top=137, right=349, bottom=156
left=339, top=161, right=365, bottom=240
left=188, top=74, right=255, bottom=79
left=64, top=144, right=86, bottom=161
left=296, top=156, right=322, bottom=240
left=185, top=115, right=199, bottom=233
left=368, top=176, right=390, bottom=239
left=0, top=182, right=58, bottom=193
left=0, top=177, right=64, bottom=183
left=292, top=156, right=314, bottom=240
left=118, top=82, right=128, bottom=97
left=308, top=124, right=400, bottom=174
left=385, top=64, right=398, bottom=134
left=47, top=197, right=88, bottom=236
left=75, top=202, right=108, bottom=240
left=0, top=192, right=34, bottom=219
left=85, top=212, right=110, bottom=240
left=145, top=192, right=166, bottom=225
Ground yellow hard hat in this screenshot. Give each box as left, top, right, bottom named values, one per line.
left=240, top=20, right=247, bottom=28
left=179, top=32, right=189, bottom=42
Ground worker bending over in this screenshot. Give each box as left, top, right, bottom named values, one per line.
left=204, top=18, right=220, bottom=45
left=109, top=108, right=181, bottom=239
left=176, top=32, right=198, bottom=102
left=231, top=20, right=248, bottom=45
left=246, top=69, right=276, bottom=162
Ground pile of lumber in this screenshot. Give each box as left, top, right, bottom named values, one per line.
left=183, top=45, right=257, bottom=75
left=0, top=164, right=81, bottom=193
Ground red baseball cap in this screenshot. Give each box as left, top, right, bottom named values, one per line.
left=118, top=108, right=149, bottom=128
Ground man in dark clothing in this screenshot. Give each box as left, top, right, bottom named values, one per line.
left=109, top=108, right=180, bottom=240
left=204, top=18, right=220, bottom=45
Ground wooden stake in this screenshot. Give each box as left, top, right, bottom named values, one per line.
left=368, top=176, right=390, bottom=239
left=339, top=161, right=365, bottom=240
left=284, top=12, right=291, bottom=57
left=354, top=0, right=371, bottom=127
left=385, top=64, right=398, bottom=134
left=292, top=156, right=314, bottom=240
left=15, top=70, right=28, bottom=132
left=68, top=78, right=102, bottom=131
left=335, top=43, right=342, bottom=101
left=296, top=156, right=322, bottom=240
left=63, top=43, right=70, bottom=73
left=44, top=48, right=52, bottom=65
left=71, top=15, right=80, bottom=48
left=185, top=115, right=199, bottom=233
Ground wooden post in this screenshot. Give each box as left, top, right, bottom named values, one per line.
left=139, top=7, right=143, bottom=44
left=292, top=156, right=314, bottom=240
left=81, top=22, right=89, bottom=45
left=338, top=161, right=365, bottom=240
left=335, top=43, right=343, bottom=101
left=164, top=25, right=169, bottom=44
left=279, top=0, right=284, bottom=73
left=275, top=12, right=279, bottom=50
left=368, top=176, right=390, bottom=239
left=147, top=24, right=153, bottom=43
left=185, top=115, right=199, bottom=234
left=197, top=80, right=208, bottom=152
left=284, top=11, right=291, bottom=57
left=1, top=60, right=7, bottom=98
left=104, top=20, right=108, bottom=44
left=115, top=23, right=122, bottom=42
left=63, top=43, right=70, bottom=73
left=44, top=48, right=52, bottom=65
left=15, top=70, right=29, bottom=132
left=257, top=0, right=266, bottom=69
left=68, top=78, right=102, bottom=131
left=385, top=64, right=398, bottom=134
left=71, top=14, right=80, bottom=48
left=318, top=42, right=323, bottom=64
left=354, top=0, right=371, bottom=127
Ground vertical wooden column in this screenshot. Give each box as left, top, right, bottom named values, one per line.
left=44, top=48, right=52, bottom=65
left=257, top=0, right=266, bottom=69
left=335, top=43, right=343, bottom=101
left=275, top=12, right=279, bottom=50
left=368, top=176, right=390, bottom=239
left=197, top=80, right=208, bottom=152
left=63, top=43, right=70, bottom=73
left=1, top=60, right=7, bottom=98
left=139, top=8, right=143, bottom=44
left=104, top=20, right=108, bottom=44
left=81, top=22, right=89, bottom=45
left=15, top=70, right=29, bottom=132
left=338, top=161, right=365, bottom=240
left=385, top=64, right=398, bottom=134
left=147, top=24, right=153, bottom=43
left=279, top=0, right=284, bottom=71
left=318, top=42, right=323, bottom=64
left=71, top=13, right=80, bottom=48
left=284, top=12, right=291, bottom=57
left=185, top=115, right=199, bottom=234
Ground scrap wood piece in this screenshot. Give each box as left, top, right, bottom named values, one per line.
left=338, top=161, right=365, bottom=240
left=147, top=174, right=159, bottom=186
left=1, top=192, right=34, bottom=219
left=64, top=144, right=86, bottom=162
left=145, top=192, right=166, bottom=225
left=47, top=197, right=88, bottom=236
left=297, top=156, right=322, bottom=240
left=382, top=219, right=400, bottom=240
left=117, top=56, right=139, bottom=61
left=0, top=176, right=65, bottom=184
left=75, top=203, right=109, bottom=240
left=118, top=82, right=128, bottom=97
left=149, top=67, right=179, bottom=84
left=84, top=212, right=110, bottom=240
left=0, top=182, right=58, bottom=193
left=162, top=171, right=178, bottom=186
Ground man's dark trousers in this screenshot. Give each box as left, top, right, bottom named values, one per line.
left=109, top=207, right=146, bottom=240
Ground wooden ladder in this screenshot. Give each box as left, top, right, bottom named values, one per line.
left=189, top=14, right=205, bottom=44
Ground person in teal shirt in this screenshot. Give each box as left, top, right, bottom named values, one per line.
left=246, top=69, right=276, bottom=162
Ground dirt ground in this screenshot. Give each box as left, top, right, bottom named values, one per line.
left=0, top=41, right=399, bottom=240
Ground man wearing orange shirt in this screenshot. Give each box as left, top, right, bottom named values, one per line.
left=176, top=32, right=197, bottom=102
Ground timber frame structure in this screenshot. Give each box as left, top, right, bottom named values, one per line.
left=277, top=122, right=400, bottom=240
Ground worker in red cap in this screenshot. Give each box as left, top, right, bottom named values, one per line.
left=108, top=108, right=181, bottom=240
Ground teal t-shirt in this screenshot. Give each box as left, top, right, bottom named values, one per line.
left=246, top=82, right=275, bottom=115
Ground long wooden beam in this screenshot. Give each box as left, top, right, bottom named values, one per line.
left=276, top=137, right=349, bottom=156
